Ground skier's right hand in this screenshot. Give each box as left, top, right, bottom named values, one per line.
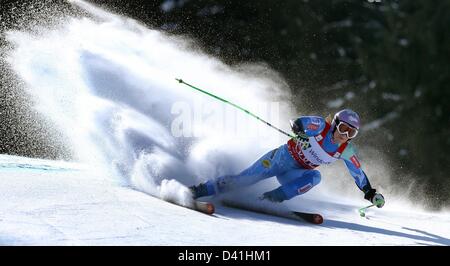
left=290, top=119, right=306, bottom=137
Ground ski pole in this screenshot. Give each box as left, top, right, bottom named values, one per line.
left=359, top=198, right=385, bottom=217
left=175, top=78, right=296, bottom=138
left=358, top=204, right=374, bottom=217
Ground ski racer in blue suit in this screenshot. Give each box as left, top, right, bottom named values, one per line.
left=190, top=109, right=385, bottom=208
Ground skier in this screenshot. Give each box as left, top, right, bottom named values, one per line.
left=189, top=109, right=385, bottom=208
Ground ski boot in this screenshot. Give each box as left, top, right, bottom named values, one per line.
left=260, top=187, right=286, bottom=203
left=189, top=181, right=216, bottom=199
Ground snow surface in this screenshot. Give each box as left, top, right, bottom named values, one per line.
left=1, top=0, right=449, bottom=245
left=0, top=154, right=449, bottom=246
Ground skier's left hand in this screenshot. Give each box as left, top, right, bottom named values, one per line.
left=364, top=188, right=385, bottom=208
left=372, top=193, right=385, bottom=208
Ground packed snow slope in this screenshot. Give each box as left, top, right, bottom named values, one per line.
left=0, top=155, right=449, bottom=245
left=1, top=1, right=449, bottom=245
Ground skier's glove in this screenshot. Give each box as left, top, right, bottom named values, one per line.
left=364, top=188, right=385, bottom=208
left=290, top=119, right=307, bottom=138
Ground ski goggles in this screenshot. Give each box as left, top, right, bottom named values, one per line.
left=336, top=121, right=359, bottom=139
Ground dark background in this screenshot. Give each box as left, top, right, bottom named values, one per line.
left=1, top=0, right=449, bottom=208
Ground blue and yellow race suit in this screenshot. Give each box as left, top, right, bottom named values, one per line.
left=202, top=115, right=373, bottom=202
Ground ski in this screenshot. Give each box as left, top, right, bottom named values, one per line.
left=158, top=197, right=215, bottom=215
left=192, top=200, right=215, bottom=215
left=168, top=199, right=215, bottom=215
left=221, top=199, right=323, bottom=225
left=291, top=211, right=323, bottom=224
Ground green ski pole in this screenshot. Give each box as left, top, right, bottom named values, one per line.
left=175, top=78, right=296, bottom=139
left=358, top=204, right=374, bottom=217
left=359, top=198, right=385, bottom=217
